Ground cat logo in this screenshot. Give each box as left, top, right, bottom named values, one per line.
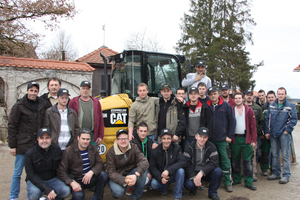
left=110, top=109, right=127, bottom=125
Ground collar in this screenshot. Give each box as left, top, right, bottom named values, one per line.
left=113, top=141, right=131, bottom=155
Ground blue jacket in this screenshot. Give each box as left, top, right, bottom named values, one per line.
left=207, top=97, right=236, bottom=141
left=265, top=98, right=298, bottom=138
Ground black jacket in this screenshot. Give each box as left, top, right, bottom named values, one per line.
left=131, top=131, right=153, bottom=162
left=25, top=144, right=62, bottom=195
left=184, top=140, right=219, bottom=179
left=149, top=142, right=186, bottom=183
left=40, top=92, right=53, bottom=109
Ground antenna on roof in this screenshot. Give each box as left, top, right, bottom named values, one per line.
left=102, top=24, right=106, bottom=46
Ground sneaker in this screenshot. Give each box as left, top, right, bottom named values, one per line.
left=268, top=174, right=281, bottom=180
left=245, top=185, right=257, bottom=190
left=160, top=191, right=168, bottom=195
left=279, top=177, right=289, bottom=184
left=225, top=185, right=233, bottom=192
left=143, top=185, right=148, bottom=192
left=197, top=185, right=205, bottom=190
left=262, top=171, right=268, bottom=176
left=209, top=194, right=221, bottom=200
left=189, top=189, right=197, bottom=196
left=126, top=187, right=132, bottom=195
left=8, top=198, right=18, bottom=200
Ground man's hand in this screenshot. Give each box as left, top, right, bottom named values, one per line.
left=152, top=143, right=158, bottom=149
left=9, top=148, right=16, bottom=156
left=125, top=175, right=137, bottom=186
left=147, top=173, right=152, bottom=181
left=193, top=171, right=203, bottom=187
left=70, top=181, right=82, bottom=192
left=251, top=142, right=256, bottom=148
left=195, top=73, right=204, bottom=82
left=47, top=190, right=57, bottom=200
left=265, top=134, right=270, bottom=140
left=176, top=97, right=184, bottom=103
left=161, top=177, right=168, bottom=184
left=95, top=138, right=102, bottom=145
left=172, top=135, right=179, bottom=143
left=225, top=137, right=232, bottom=143
left=161, top=170, right=169, bottom=179
left=82, top=170, right=94, bottom=184
left=284, top=131, right=289, bottom=135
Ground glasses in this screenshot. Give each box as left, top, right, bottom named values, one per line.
left=117, top=138, right=129, bottom=141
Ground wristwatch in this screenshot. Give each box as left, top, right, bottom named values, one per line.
left=134, top=174, right=139, bottom=180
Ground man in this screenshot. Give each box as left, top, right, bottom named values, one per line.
left=184, top=127, right=222, bottom=200
left=69, top=81, right=104, bottom=146
left=106, top=129, right=149, bottom=200
left=244, top=89, right=265, bottom=181
left=40, top=77, right=62, bottom=109
left=182, top=87, right=212, bottom=148
left=149, top=128, right=186, bottom=200
left=265, top=87, right=298, bottom=184
left=182, top=60, right=212, bottom=94
left=220, top=84, right=235, bottom=107
left=198, top=82, right=210, bottom=105
left=57, top=128, right=108, bottom=200
left=231, top=92, right=257, bottom=190
left=207, top=87, right=236, bottom=192
left=128, top=83, right=158, bottom=142
left=256, top=89, right=267, bottom=108
left=157, top=84, right=186, bottom=144
left=25, top=128, right=70, bottom=200
left=8, top=81, right=47, bottom=200
left=175, top=87, right=186, bottom=105
left=43, top=88, right=80, bottom=151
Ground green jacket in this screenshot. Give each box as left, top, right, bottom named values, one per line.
left=250, top=102, right=265, bottom=136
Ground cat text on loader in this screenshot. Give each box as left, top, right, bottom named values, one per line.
left=98, top=50, right=185, bottom=162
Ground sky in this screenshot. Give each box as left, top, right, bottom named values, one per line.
left=35, top=0, right=300, bottom=98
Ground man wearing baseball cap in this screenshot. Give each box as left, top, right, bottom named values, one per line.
left=69, top=81, right=104, bottom=146
left=43, top=88, right=80, bottom=151
left=8, top=81, right=48, bottom=200
left=149, top=129, right=186, bottom=200
left=25, top=128, right=70, bottom=200
left=184, top=127, right=222, bottom=200
left=220, top=84, right=235, bottom=107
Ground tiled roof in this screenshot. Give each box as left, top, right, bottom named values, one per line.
left=293, top=64, right=300, bottom=72
left=0, top=56, right=95, bottom=71
left=76, top=46, right=118, bottom=64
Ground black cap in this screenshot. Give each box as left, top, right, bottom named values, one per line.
left=245, top=89, right=253, bottom=95
left=197, top=127, right=209, bottom=136
left=160, top=128, right=173, bottom=137
left=57, top=88, right=70, bottom=96
left=161, top=83, right=171, bottom=90
left=189, top=86, right=199, bottom=93
left=208, top=87, right=218, bottom=94
left=116, top=129, right=128, bottom=137
left=27, top=81, right=39, bottom=90
left=37, top=128, right=51, bottom=137
left=80, top=81, right=91, bottom=88
left=221, top=84, right=229, bottom=90
left=196, top=60, right=206, bottom=67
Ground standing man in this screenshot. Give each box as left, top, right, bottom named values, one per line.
left=256, top=89, right=267, bottom=108
left=220, top=84, right=235, bottom=107
left=69, top=81, right=104, bottom=146
left=207, top=87, right=236, bottom=192
left=175, top=87, right=186, bottom=105
left=231, top=92, right=257, bottom=190
left=149, top=129, right=186, bottom=200
left=182, top=61, right=212, bottom=94
left=57, top=128, right=108, bottom=200
left=128, top=83, right=158, bottom=142
left=106, top=129, right=149, bottom=200
left=265, top=87, right=298, bottom=184
left=8, top=81, right=47, bottom=200
left=25, top=128, right=70, bottom=200
left=184, top=127, right=222, bottom=200
left=43, top=88, right=80, bottom=151
left=40, top=77, right=62, bottom=109
left=198, top=82, right=210, bottom=105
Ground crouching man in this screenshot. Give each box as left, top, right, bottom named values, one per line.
left=106, top=129, right=149, bottom=200
left=57, top=128, right=108, bottom=200
left=184, top=127, right=222, bottom=200
left=149, top=128, right=187, bottom=200
left=25, top=128, right=70, bottom=200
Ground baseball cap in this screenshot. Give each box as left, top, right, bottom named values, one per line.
left=57, top=88, right=70, bottom=97
left=197, top=127, right=209, bottom=136
left=208, top=87, right=218, bottom=94
left=160, top=128, right=173, bottom=137
left=161, top=84, right=171, bottom=90
left=37, top=128, right=51, bottom=137
left=27, top=81, right=39, bottom=90
left=80, top=81, right=91, bottom=88
left=221, top=84, right=229, bottom=90
left=245, top=89, right=253, bottom=95
left=196, top=60, right=206, bottom=67
left=189, top=87, right=199, bottom=93
left=116, top=129, right=128, bottom=137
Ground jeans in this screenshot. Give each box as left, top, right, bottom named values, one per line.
left=10, top=154, right=25, bottom=198
left=108, top=168, right=146, bottom=199
left=184, top=167, right=222, bottom=196
left=72, top=171, right=108, bottom=200
left=27, top=177, right=70, bottom=200
left=151, top=168, right=185, bottom=199
left=148, top=134, right=157, bottom=143
left=270, top=134, right=291, bottom=178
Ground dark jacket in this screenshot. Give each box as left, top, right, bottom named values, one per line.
left=25, top=144, right=62, bottom=195
left=57, top=141, right=104, bottom=185
left=8, top=95, right=47, bottom=154
left=207, top=97, right=236, bottom=141
left=43, top=104, right=80, bottom=147
left=249, top=102, right=265, bottom=136
left=149, top=142, right=186, bottom=184
left=131, top=131, right=153, bottom=161
left=106, top=142, right=149, bottom=186
left=184, top=140, right=219, bottom=179
left=40, top=92, right=53, bottom=109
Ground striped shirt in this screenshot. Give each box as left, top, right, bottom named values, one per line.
left=58, top=108, right=71, bottom=150
left=79, top=149, right=91, bottom=179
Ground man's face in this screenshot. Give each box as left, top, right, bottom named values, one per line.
left=277, top=89, right=287, bottom=102
left=195, top=65, right=206, bottom=74
left=160, top=88, right=172, bottom=100
left=258, top=92, right=266, bottom=102
left=245, top=93, right=253, bottom=103
left=161, top=134, right=172, bottom=149
left=57, top=94, right=69, bottom=107
left=48, top=80, right=61, bottom=96
left=137, top=86, right=148, bottom=99
left=189, top=91, right=199, bottom=102
left=234, top=94, right=244, bottom=106
left=116, top=133, right=129, bottom=149
left=198, top=86, right=207, bottom=96
left=80, top=85, right=91, bottom=98
left=195, top=134, right=208, bottom=147
left=221, top=89, right=229, bottom=98
left=267, top=94, right=276, bottom=103
left=37, top=133, right=51, bottom=149
left=176, top=89, right=186, bottom=100
left=137, top=126, right=148, bottom=141
left=208, top=91, right=219, bottom=103
left=77, top=133, right=91, bottom=150
left=27, top=86, right=39, bottom=101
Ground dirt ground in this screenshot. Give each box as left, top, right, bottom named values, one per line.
left=1, top=122, right=300, bottom=200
